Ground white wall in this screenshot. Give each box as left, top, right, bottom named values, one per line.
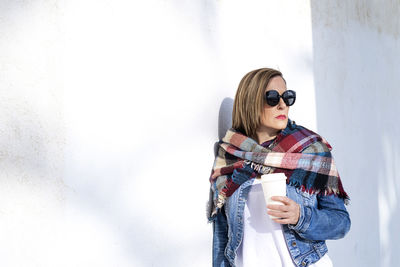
left=1, top=0, right=397, bottom=266
left=310, top=1, right=400, bottom=266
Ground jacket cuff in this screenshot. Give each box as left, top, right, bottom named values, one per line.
left=288, top=203, right=312, bottom=233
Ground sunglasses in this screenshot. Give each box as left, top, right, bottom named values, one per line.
left=265, top=90, right=296, bottom=107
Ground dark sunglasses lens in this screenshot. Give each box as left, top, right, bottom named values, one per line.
left=282, top=90, right=296, bottom=106
left=265, top=90, right=280, bottom=106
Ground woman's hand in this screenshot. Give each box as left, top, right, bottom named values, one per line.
left=266, top=196, right=300, bottom=225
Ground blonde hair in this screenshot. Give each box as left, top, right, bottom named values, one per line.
left=232, top=68, right=284, bottom=140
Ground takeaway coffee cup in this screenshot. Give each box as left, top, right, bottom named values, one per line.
left=261, top=173, right=287, bottom=219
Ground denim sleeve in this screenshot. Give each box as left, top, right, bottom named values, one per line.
left=212, top=206, right=231, bottom=266
left=288, top=194, right=351, bottom=241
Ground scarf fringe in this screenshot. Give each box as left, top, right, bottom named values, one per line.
left=288, top=180, right=350, bottom=204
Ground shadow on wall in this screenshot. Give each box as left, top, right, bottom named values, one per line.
left=380, top=136, right=400, bottom=266
left=310, top=1, right=400, bottom=266
left=214, top=97, right=234, bottom=156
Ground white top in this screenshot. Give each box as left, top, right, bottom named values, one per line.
left=235, top=179, right=333, bottom=267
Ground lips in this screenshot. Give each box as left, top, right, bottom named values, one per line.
left=275, top=115, right=287, bottom=120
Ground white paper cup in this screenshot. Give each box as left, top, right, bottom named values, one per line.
left=261, top=173, right=287, bottom=219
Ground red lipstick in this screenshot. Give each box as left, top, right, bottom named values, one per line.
left=275, top=115, right=287, bottom=120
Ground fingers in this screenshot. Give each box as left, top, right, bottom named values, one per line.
left=267, top=209, right=297, bottom=225
left=272, top=218, right=292, bottom=224
left=266, top=196, right=293, bottom=211
left=270, top=196, right=292, bottom=205
left=267, top=204, right=289, bottom=212
left=267, top=209, right=287, bottom=218
left=266, top=196, right=300, bottom=225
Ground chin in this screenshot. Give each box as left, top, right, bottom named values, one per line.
left=275, top=120, right=288, bottom=130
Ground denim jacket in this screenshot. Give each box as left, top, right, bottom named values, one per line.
left=212, top=164, right=351, bottom=267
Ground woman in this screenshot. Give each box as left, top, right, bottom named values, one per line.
left=207, top=68, right=351, bottom=267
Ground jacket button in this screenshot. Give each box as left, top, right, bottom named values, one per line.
left=301, top=262, right=306, bottom=266
left=292, top=241, right=297, bottom=246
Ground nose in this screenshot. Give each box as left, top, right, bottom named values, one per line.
left=277, top=96, right=287, bottom=109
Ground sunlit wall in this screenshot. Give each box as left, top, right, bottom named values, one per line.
left=311, top=1, right=400, bottom=266
left=1, top=0, right=397, bottom=266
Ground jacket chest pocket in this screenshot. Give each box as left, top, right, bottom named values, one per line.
left=297, top=187, right=317, bottom=207
left=287, top=185, right=317, bottom=207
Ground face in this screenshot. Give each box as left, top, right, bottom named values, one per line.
left=257, top=76, right=290, bottom=137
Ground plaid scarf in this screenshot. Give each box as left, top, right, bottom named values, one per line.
left=207, top=120, right=350, bottom=221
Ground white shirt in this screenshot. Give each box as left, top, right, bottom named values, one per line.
left=235, top=179, right=333, bottom=267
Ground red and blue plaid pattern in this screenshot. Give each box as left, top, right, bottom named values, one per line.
left=208, top=120, right=349, bottom=220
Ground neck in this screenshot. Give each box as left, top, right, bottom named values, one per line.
left=256, top=129, right=279, bottom=144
